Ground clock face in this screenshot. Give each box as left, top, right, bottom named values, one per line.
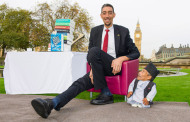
left=136, top=34, right=140, bottom=38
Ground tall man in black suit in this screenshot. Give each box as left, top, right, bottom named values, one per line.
left=31, top=3, right=140, bottom=118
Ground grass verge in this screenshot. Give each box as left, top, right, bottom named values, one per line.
left=0, top=69, right=189, bottom=105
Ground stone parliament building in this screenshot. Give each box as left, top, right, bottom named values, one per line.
left=152, top=44, right=190, bottom=66
left=155, top=44, right=190, bottom=61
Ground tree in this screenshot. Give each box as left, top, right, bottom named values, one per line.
left=0, top=1, right=93, bottom=56
left=0, top=8, right=33, bottom=52
left=0, top=4, right=34, bottom=55
left=34, top=0, right=93, bottom=51
left=33, top=3, right=54, bottom=32
left=0, top=4, right=50, bottom=55
left=0, top=4, right=8, bottom=56
left=29, top=22, right=50, bottom=49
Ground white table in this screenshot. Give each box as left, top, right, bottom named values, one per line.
left=3, top=52, right=87, bottom=94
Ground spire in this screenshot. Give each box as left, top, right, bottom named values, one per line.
left=171, top=44, right=174, bottom=48
left=180, top=44, right=182, bottom=48
left=135, top=20, right=141, bottom=31
left=137, top=19, right=140, bottom=25
left=136, top=19, right=140, bottom=28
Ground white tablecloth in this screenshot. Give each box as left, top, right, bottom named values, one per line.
left=3, top=52, right=87, bottom=94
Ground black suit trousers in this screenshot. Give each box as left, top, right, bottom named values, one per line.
left=55, top=47, right=119, bottom=109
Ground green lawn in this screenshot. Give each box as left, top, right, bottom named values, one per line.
left=0, top=69, right=190, bottom=105
left=0, top=78, right=5, bottom=93
left=154, top=69, right=190, bottom=104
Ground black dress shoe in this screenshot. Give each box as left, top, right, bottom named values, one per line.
left=31, top=98, right=54, bottom=118
left=90, top=94, right=114, bottom=105
left=54, top=105, right=61, bottom=111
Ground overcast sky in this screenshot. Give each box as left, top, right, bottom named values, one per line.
left=0, top=0, right=189, bottom=58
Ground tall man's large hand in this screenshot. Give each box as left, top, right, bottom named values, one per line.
left=89, top=69, right=94, bottom=84
left=111, top=58, right=123, bottom=75
left=111, top=56, right=130, bottom=75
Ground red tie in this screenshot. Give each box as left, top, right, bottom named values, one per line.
left=103, top=29, right=109, bottom=52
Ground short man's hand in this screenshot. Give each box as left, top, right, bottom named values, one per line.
left=143, top=98, right=149, bottom=105
left=127, top=91, right=133, bottom=98
left=89, top=69, right=94, bottom=84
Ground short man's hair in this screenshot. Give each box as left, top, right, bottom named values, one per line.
left=101, top=3, right=115, bottom=13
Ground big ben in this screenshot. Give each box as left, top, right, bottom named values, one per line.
left=134, top=20, right=142, bottom=60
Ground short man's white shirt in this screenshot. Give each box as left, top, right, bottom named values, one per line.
left=101, top=25, right=116, bottom=58
left=128, top=78, right=157, bottom=103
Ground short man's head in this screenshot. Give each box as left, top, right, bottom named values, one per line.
left=100, top=4, right=115, bottom=28
left=137, top=69, right=152, bottom=81
left=137, top=62, right=160, bottom=81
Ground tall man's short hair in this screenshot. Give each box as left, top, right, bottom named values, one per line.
left=101, top=3, right=115, bottom=13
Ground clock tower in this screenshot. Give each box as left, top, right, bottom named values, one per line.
left=134, top=20, right=142, bottom=60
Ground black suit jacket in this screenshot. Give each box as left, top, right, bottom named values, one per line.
left=88, top=24, right=140, bottom=60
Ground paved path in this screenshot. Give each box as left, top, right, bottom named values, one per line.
left=0, top=94, right=190, bottom=122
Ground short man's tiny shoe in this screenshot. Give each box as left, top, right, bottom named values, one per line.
left=90, top=94, right=114, bottom=105
left=137, top=104, right=142, bottom=108
left=31, top=98, right=54, bottom=118
left=131, top=104, right=138, bottom=107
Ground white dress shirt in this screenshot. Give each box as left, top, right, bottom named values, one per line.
left=101, top=25, right=116, bottom=58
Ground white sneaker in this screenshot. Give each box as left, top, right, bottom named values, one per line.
left=131, top=104, right=138, bottom=107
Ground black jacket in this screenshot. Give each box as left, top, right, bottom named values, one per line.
left=88, top=24, right=140, bottom=60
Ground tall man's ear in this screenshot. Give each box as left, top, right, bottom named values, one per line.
left=100, top=13, right=103, bottom=19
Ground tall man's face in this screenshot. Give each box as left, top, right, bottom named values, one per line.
left=100, top=6, right=115, bottom=28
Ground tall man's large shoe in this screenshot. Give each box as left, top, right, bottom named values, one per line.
left=31, top=98, right=54, bottom=118
left=90, top=94, right=114, bottom=105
